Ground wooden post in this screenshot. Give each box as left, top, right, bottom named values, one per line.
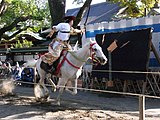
left=107, top=41, right=118, bottom=89
left=108, top=51, right=114, bottom=88
left=139, top=95, right=145, bottom=120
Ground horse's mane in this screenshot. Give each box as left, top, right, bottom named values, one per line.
left=83, top=40, right=96, bottom=48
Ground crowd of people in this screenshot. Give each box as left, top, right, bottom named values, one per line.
left=0, top=61, right=34, bottom=83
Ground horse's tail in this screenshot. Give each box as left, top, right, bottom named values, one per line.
left=23, top=59, right=38, bottom=67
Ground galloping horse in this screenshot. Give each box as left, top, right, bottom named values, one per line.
left=25, top=39, right=107, bottom=105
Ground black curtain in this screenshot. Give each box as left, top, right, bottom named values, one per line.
left=93, top=28, right=152, bottom=80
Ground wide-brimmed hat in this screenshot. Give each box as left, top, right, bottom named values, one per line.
left=57, top=23, right=70, bottom=41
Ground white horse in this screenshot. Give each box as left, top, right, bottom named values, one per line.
left=25, top=39, right=107, bottom=105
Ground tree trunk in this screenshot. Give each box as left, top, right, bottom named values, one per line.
left=0, top=0, right=8, bottom=17
left=73, top=0, right=92, bottom=28
left=48, top=0, right=66, bottom=26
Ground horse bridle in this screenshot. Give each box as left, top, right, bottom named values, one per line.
left=89, top=42, right=96, bottom=61
left=65, top=42, right=97, bottom=69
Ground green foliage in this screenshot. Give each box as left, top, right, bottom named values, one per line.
left=13, top=39, right=33, bottom=48
left=15, top=40, right=23, bottom=48
left=109, top=0, right=157, bottom=18
left=22, top=39, right=33, bottom=48
left=0, top=0, right=51, bottom=32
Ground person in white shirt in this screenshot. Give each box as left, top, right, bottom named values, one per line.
left=41, top=16, right=83, bottom=74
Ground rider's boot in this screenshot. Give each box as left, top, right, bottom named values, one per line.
left=40, top=61, right=55, bottom=74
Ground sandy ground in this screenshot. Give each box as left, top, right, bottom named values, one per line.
left=0, top=85, right=160, bottom=120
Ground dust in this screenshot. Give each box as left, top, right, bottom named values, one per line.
left=0, top=79, right=15, bottom=95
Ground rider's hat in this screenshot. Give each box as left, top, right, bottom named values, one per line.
left=64, top=16, right=75, bottom=23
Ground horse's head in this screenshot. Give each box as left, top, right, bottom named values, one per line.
left=89, top=40, right=107, bottom=65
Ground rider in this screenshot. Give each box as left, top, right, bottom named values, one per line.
left=41, top=16, right=83, bottom=74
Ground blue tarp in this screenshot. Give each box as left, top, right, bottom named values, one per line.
left=66, top=2, right=121, bottom=25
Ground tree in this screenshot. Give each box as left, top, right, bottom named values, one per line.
left=48, top=0, right=66, bottom=26
left=109, top=0, right=158, bottom=18
left=0, top=0, right=8, bottom=16
left=0, top=0, right=50, bottom=41
left=0, top=0, right=92, bottom=42
left=48, top=0, right=92, bottom=28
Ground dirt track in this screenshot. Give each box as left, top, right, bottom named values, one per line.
left=0, top=85, right=160, bottom=120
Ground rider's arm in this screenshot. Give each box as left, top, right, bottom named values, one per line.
left=63, top=41, right=72, bottom=50
left=70, top=27, right=84, bottom=35
left=47, top=26, right=57, bottom=38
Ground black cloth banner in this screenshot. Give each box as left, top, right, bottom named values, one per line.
left=93, top=28, right=152, bottom=80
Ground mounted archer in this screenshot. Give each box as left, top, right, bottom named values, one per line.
left=41, top=16, right=84, bottom=74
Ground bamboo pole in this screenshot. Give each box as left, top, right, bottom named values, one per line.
left=139, top=95, right=145, bottom=120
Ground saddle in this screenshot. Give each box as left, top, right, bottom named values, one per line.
left=40, top=50, right=67, bottom=75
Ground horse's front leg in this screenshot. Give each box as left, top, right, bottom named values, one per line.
left=67, top=70, right=82, bottom=94
left=65, top=78, right=77, bottom=95
left=71, top=78, right=78, bottom=94
left=72, top=69, right=82, bottom=94
left=56, top=77, right=68, bottom=105
left=65, top=78, right=78, bottom=95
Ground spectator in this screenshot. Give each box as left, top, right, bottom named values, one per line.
left=13, top=62, right=22, bottom=81
left=21, top=67, right=34, bottom=82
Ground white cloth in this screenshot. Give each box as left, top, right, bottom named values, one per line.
left=53, top=23, right=71, bottom=41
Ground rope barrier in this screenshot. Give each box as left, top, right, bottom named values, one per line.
left=92, top=69, right=160, bottom=74
left=0, top=67, right=159, bottom=100
left=11, top=80, right=160, bottom=99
